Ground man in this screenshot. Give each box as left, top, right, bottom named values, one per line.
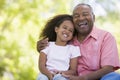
left=37, top=3, right=120, bottom=80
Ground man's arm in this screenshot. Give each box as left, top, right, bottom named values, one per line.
left=83, top=65, right=113, bottom=80
left=68, top=65, right=113, bottom=80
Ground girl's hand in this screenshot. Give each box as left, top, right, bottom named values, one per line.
left=48, top=73, right=54, bottom=80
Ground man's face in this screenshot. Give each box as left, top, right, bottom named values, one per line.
left=73, top=5, right=95, bottom=36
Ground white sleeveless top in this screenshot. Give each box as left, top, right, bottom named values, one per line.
left=41, top=42, right=81, bottom=71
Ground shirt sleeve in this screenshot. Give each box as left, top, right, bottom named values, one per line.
left=101, top=32, right=120, bottom=70
left=70, top=45, right=81, bottom=58
left=40, top=44, right=50, bottom=55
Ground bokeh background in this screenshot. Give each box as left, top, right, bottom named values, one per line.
left=0, top=0, right=120, bottom=80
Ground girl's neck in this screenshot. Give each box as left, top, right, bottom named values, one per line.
left=55, top=40, right=67, bottom=46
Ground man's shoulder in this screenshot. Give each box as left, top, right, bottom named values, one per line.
left=94, top=27, right=114, bottom=39
left=95, top=27, right=111, bottom=35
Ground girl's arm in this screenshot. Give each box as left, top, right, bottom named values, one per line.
left=61, top=57, right=78, bottom=75
left=38, top=52, right=53, bottom=80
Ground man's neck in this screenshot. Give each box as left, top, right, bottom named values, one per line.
left=77, top=34, right=87, bottom=43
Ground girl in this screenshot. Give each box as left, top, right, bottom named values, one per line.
left=37, top=14, right=80, bottom=80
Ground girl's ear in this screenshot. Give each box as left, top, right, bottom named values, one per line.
left=55, top=27, right=58, bottom=33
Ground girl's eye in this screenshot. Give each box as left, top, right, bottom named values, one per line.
left=63, top=26, right=67, bottom=29
left=69, top=30, right=73, bottom=33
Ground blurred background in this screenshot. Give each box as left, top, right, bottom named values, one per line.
left=0, top=0, right=120, bottom=80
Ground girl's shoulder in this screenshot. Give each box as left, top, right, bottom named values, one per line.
left=67, top=44, right=79, bottom=50
left=48, top=41, right=55, bottom=46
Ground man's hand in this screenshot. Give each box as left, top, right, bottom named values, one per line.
left=37, top=38, right=49, bottom=52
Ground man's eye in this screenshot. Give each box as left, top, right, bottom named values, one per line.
left=83, top=13, right=89, bottom=16
left=73, top=15, right=79, bottom=18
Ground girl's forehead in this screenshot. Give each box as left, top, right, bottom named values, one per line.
left=60, top=21, right=74, bottom=28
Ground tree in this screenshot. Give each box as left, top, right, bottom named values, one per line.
left=0, top=0, right=120, bottom=80
left=0, top=0, right=72, bottom=80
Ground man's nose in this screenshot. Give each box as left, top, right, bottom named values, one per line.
left=78, top=15, right=85, bottom=20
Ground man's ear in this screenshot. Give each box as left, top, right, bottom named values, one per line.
left=93, top=14, right=95, bottom=22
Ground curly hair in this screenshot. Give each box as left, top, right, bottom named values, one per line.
left=39, top=14, right=75, bottom=41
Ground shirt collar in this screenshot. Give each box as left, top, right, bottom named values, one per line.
left=89, top=26, right=98, bottom=40
left=72, top=26, right=99, bottom=45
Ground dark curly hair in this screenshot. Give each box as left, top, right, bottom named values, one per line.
left=39, top=14, right=76, bottom=41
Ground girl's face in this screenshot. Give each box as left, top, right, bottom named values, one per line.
left=55, top=20, right=74, bottom=43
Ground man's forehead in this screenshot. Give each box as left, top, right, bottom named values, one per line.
left=73, top=6, right=90, bottom=12
left=73, top=4, right=93, bottom=14
left=74, top=5, right=90, bottom=10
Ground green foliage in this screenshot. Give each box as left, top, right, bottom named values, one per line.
left=0, top=0, right=5, bottom=9
left=0, top=0, right=120, bottom=80
left=0, top=0, right=72, bottom=80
